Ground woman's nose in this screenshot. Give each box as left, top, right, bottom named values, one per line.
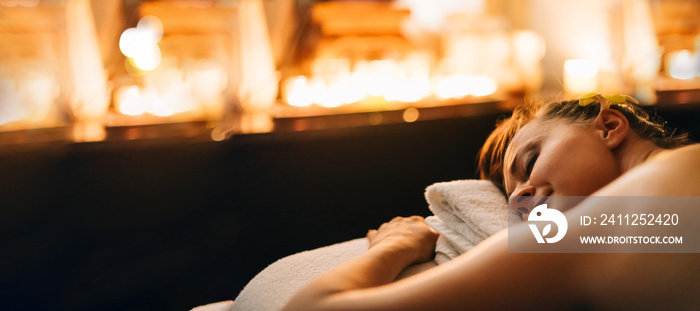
left=509, top=184, right=536, bottom=216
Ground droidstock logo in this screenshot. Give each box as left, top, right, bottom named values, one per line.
left=528, top=204, right=568, bottom=243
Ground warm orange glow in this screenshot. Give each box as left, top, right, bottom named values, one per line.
left=665, top=50, right=697, bottom=80
left=116, top=86, right=146, bottom=116
left=72, top=121, right=106, bottom=142
left=188, top=61, right=228, bottom=115
left=563, top=59, right=598, bottom=95
left=116, top=86, right=176, bottom=117
left=402, top=107, right=419, bottom=122
left=115, top=60, right=228, bottom=119
left=147, top=94, right=176, bottom=117
left=138, top=15, right=164, bottom=42
left=564, top=59, right=598, bottom=77
left=512, top=31, right=546, bottom=64
left=284, top=54, right=439, bottom=108
left=435, top=75, right=497, bottom=100
left=119, top=29, right=145, bottom=58
left=284, top=69, right=496, bottom=107
left=0, top=0, right=40, bottom=8
left=0, top=80, right=28, bottom=125
left=119, top=16, right=163, bottom=72
left=134, top=45, right=161, bottom=71
left=368, top=112, right=383, bottom=125
left=237, top=0, right=277, bottom=134
left=0, top=69, right=60, bottom=126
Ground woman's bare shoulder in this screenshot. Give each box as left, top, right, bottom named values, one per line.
left=654, top=143, right=700, bottom=163
left=598, top=143, right=700, bottom=196
left=569, top=145, right=700, bottom=310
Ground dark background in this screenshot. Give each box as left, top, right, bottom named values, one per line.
left=0, top=103, right=697, bottom=311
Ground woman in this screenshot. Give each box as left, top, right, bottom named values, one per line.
left=283, top=95, right=700, bottom=310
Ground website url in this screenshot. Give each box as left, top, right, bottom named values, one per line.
left=580, top=236, right=683, bottom=245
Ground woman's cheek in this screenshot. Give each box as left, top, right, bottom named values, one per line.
left=547, top=153, right=590, bottom=195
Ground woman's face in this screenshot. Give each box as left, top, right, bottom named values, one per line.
left=503, top=117, right=621, bottom=216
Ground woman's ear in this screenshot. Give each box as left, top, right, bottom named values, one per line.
left=594, top=109, right=629, bottom=149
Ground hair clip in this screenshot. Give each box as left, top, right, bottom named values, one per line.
left=578, top=93, right=639, bottom=109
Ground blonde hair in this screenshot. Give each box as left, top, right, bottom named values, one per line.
left=477, top=99, right=689, bottom=193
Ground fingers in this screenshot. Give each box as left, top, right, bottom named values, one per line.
left=374, top=216, right=426, bottom=230
left=390, top=215, right=424, bottom=223
left=367, top=215, right=438, bottom=263
left=369, top=216, right=432, bottom=239
left=393, top=215, right=424, bottom=221
left=366, top=229, right=377, bottom=239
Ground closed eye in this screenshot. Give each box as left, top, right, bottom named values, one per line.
left=524, top=152, right=538, bottom=178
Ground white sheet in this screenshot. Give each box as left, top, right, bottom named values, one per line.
left=228, top=238, right=435, bottom=311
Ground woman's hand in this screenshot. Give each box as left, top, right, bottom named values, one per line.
left=284, top=216, right=439, bottom=311
left=366, top=216, right=439, bottom=265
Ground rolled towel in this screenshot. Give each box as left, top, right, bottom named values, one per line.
left=425, top=217, right=470, bottom=264
left=424, top=180, right=520, bottom=264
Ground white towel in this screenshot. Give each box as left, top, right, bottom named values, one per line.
left=424, top=180, right=520, bottom=264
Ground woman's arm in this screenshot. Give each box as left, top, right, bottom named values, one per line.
left=282, top=216, right=439, bottom=311
left=283, top=217, right=586, bottom=311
